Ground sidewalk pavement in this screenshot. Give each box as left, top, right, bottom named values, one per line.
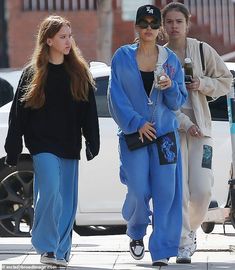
left=0, top=224, right=234, bottom=270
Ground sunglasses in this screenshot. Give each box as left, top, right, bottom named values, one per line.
left=138, top=20, right=160, bottom=30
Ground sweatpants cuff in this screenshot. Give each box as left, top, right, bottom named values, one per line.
left=151, top=246, right=178, bottom=261
left=126, top=224, right=147, bottom=240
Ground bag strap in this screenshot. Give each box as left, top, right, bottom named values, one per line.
left=147, top=46, right=168, bottom=119
left=200, top=42, right=214, bottom=102
left=199, top=42, right=205, bottom=72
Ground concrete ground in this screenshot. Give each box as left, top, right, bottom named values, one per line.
left=0, top=224, right=235, bottom=269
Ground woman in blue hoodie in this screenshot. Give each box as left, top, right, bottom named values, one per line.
left=108, top=5, right=187, bottom=267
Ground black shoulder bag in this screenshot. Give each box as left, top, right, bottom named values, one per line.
left=124, top=131, right=157, bottom=151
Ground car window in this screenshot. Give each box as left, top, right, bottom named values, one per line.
left=94, top=75, right=231, bottom=121
left=94, top=76, right=110, bottom=117
left=209, top=96, right=228, bottom=121
left=209, top=71, right=234, bottom=121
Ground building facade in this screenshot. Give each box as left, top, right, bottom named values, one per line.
left=2, top=0, right=235, bottom=68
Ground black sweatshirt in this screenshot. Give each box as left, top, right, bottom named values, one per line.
left=5, top=62, right=100, bottom=165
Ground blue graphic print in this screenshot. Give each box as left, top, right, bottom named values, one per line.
left=202, top=145, right=212, bottom=169
left=157, top=132, right=177, bottom=165
left=161, top=136, right=176, bottom=162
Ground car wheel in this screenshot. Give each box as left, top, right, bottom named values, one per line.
left=0, top=157, right=34, bottom=237
left=201, top=200, right=218, bottom=234
left=73, top=224, right=126, bottom=236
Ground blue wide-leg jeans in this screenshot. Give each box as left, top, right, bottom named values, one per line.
left=119, top=131, right=182, bottom=261
left=31, top=153, right=78, bottom=261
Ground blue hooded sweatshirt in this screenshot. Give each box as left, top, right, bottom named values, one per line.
left=108, top=44, right=187, bottom=137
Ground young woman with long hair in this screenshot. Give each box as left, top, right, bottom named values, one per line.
left=162, top=2, right=232, bottom=264
left=4, top=15, right=100, bottom=267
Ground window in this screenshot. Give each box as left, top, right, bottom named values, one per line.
left=209, top=96, right=228, bottom=121
left=23, top=0, right=97, bottom=11
left=94, top=76, right=110, bottom=117
left=209, top=72, right=234, bottom=121
left=121, top=0, right=154, bottom=21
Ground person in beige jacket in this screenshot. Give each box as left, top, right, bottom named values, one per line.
left=162, top=2, right=233, bottom=264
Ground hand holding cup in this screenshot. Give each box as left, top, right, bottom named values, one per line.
left=157, top=73, right=172, bottom=90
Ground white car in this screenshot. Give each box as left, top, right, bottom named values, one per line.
left=0, top=62, right=234, bottom=237
left=0, top=62, right=126, bottom=237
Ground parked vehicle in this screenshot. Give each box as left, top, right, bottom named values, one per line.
left=201, top=67, right=235, bottom=234
left=0, top=62, right=234, bottom=237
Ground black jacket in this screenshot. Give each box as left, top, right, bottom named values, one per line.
left=5, top=63, right=100, bottom=165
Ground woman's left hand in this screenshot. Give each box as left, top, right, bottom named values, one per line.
left=188, top=124, right=203, bottom=138
left=158, top=74, right=172, bottom=90
left=186, top=76, right=200, bottom=91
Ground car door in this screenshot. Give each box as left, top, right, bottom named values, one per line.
left=210, top=95, right=232, bottom=206
left=77, top=75, right=126, bottom=225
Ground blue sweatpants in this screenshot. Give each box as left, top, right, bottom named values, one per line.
left=119, top=131, right=182, bottom=261
left=31, top=153, right=78, bottom=261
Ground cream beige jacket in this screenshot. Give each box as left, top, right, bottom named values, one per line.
left=176, top=38, right=233, bottom=137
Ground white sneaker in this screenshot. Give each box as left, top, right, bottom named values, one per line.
left=55, top=258, right=68, bottom=267
left=40, top=252, right=57, bottom=265
left=189, top=231, right=197, bottom=255
left=176, top=248, right=191, bottom=264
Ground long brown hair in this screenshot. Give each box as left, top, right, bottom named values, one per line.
left=22, top=15, right=94, bottom=109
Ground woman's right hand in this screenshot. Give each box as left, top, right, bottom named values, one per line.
left=138, top=122, right=156, bottom=142
left=157, top=73, right=172, bottom=90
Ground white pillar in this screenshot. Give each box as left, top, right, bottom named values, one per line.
left=215, top=0, right=222, bottom=36
left=228, top=0, right=235, bottom=44
left=209, top=0, right=216, bottom=35
left=222, top=0, right=229, bottom=45
left=202, top=0, right=209, bottom=25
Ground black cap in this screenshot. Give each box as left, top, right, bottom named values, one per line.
left=135, top=5, right=161, bottom=25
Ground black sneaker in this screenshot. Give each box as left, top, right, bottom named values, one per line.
left=129, top=239, right=145, bottom=260
left=152, top=258, right=169, bottom=266
left=40, top=252, right=57, bottom=265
